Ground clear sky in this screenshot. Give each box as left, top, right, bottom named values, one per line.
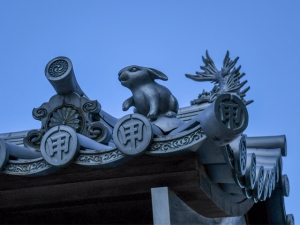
left=0, top=0, right=299, bottom=220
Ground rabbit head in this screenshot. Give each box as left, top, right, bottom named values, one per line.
left=118, top=65, right=168, bottom=88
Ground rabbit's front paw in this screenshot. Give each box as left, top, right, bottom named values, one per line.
left=147, top=111, right=158, bottom=120
left=164, top=111, right=176, bottom=118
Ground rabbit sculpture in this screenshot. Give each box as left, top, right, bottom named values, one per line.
left=118, top=65, right=179, bottom=121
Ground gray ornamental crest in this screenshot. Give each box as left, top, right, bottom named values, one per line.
left=40, top=125, right=79, bottom=167
left=215, top=94, right=248, bottom=133
left=113, top=114, right=153, bottom=155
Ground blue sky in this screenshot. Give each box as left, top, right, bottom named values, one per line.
left=0, top=0, right=299, bottom=220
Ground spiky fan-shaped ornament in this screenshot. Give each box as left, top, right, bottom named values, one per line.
left=185, top=50, right=253, bottom=105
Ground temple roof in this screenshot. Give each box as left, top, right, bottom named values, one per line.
left=0, top=53, right=294, bottom=224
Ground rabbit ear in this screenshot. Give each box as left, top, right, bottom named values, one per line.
left=148, top=68, right=168, bottom=81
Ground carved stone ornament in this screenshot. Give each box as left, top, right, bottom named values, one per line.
left=148, top=124, right=206, bottom=155
left=75, top=148, right=128, bottom=168
left=229, top=135, right=247, bottom=176
left=118, top=65, right=179, bottom=121
left=197, top=94, right=248, bottom=146
left=0, top=53, right=293, bottom=225
left=282, top=174, right=290, bottom=197
left=25, top=56, right=109, bottom=150
left=186, top=50, right=253, bottom=106
left=253, top=166, right=264, bottom=200
left=40, top=125, right=79, bottom=167
left=48, top=106, right=82, bottom=130
left=32, top=94, right=102, bottom=136
left=113, top=114, right=153, bottom=155
left=86, top=121, right=111, bottom=143
left=1, top=157, right=53, bottom=176
left=217, top=95, right=248, bottom=132
left=23, top=129, right=44, bottom=151
left=244, top=153, right=256, bottom=189
left=48, top=59, right=69, bottom=77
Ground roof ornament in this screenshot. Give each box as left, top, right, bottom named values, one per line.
left=23, top=56, right=113, bottom=154
left=0, top=53, right=293, bottom=224
left=118, top=65, right=184, bottom=133
left=186, top=50, right=253, bottom=106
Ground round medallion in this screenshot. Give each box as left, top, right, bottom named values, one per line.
left=257, top=167, right=264, bottom=198
left=233, top=135, right=247, bottom=175
left=48, top=59, right=69, bottom=77
left=250, top=154, right=257, bottom=188
left=45, top=56, right=73, bottom=81
left=244, top=153, right=256, bottom=189
left=113, top=114, right=153, bottom=155
left=282, top=174, right=290, bottom=197
left=40, top=125, right=79, bottom=167
left=215, top=94, right=248, bottom=134
left=48, top=106, right=83, bottom=132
